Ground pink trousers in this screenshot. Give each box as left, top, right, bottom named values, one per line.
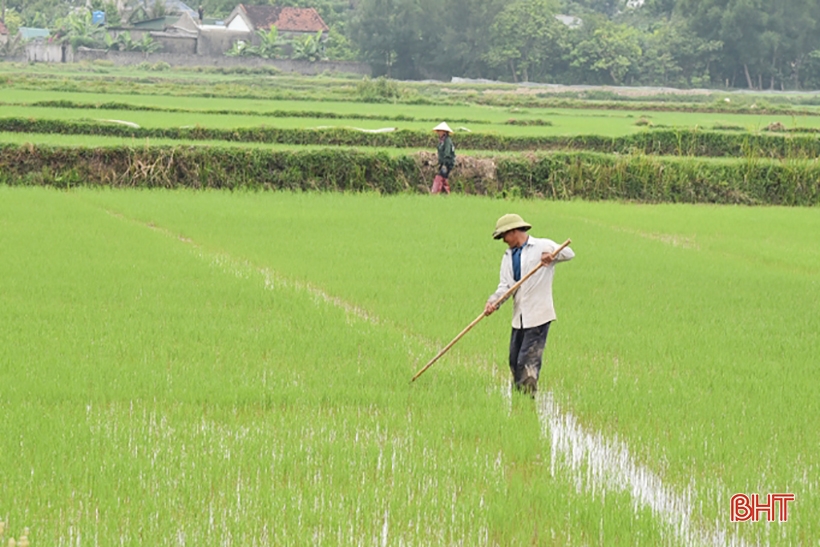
left=431, top=175, right=450, bottom=194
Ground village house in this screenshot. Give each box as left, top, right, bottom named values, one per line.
left=110, top=3, right=330, bottom=56
left=19, top=1, right=368, bottom=73
left=224, top=4, right=328, bottom=39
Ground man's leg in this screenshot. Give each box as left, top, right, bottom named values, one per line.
left=431, top=175, right=444, bottom=194
left=512, top=322, right=551, bottom=395
left=438, top=165, right=452, bottom=194
left=509, top=327, right=525, bottom=389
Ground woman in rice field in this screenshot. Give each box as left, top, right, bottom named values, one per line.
left=484, top=214, right=575, bottom=396
left=431, top=122, right=456, bottom=194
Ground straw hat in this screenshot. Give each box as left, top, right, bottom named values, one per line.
left=492, top=213, right=532, bottom=239
left=432, top=122, right=453, bottom=133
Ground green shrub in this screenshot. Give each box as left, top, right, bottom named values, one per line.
left=1, top=143, right=818, bottom=205
left=355, top=76, right=402, bottom=102
left=3, top=118, right=820, bottom=159
left=504, top=119, right=553, bottom=126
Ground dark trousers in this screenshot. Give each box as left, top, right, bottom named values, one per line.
left=509, top=322, right=551, bottom=391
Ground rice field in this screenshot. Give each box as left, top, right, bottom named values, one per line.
left=1, top=187, right=817, bottom=546
left=2, top=98, right=818, bottom=137
left=4, top=78, right=820, bottom=139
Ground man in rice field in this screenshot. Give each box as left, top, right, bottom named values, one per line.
left=431, top=122, right=456, bottom=194
left=484, top=214, right=575, bottom=396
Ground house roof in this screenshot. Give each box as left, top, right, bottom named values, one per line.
left=170, top=11, right=200, bottom=32
left=0, top=21, right=8, bottom=35
left=554, top=14, right=582, bottom=29
left=132, top=15, right=181, bottom=30
left=235, top=4, right=329, bottom=32
left=18, top=27, right=51, bottom=40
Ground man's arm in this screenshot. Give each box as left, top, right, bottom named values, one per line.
left=541, top=240, right=574, bottom=265
left=485, top=254, right=512, bottom=315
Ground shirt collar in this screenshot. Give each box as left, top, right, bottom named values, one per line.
left=508, top=236, right=530, bottom=254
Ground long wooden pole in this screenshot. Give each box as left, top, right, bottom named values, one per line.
left=411, top=238, right=571, bottom=383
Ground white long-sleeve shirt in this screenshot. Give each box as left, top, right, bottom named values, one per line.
left=487, top=236, right=575, bottom=329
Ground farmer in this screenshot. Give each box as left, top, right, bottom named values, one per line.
left=431, top=122, right=456, bottom=194
left=484, top=214, right=574, bottom=395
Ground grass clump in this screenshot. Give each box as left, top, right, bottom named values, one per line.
left=355, top=76, right=404, bottom=102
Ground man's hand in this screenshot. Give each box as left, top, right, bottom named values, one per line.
left=484, top=301, right=497, bottom=316
left=541, top=252, right=554, bottom=266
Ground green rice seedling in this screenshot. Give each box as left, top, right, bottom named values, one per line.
left=67, top=189, right=819, bottom=546
left=0, top=187, right=678, bottom=546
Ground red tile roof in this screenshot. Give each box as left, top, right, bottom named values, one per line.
left=0, top=21, right=8, bottom=35
left=240, top=4, right=329, bottom=32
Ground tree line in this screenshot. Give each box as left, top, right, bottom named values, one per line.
left=4, top=0, right=820, bottom=90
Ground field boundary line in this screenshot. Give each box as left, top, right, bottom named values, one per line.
left=101, top=205, right=753, bottom=547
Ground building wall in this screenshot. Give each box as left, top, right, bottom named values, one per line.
left=197, top=29, right=252, bottom=56
left=25, top=42, right=73, bottom=62
left=152, top=34, right=198, bottom=55
left=227, top=16, right=250, bottom=32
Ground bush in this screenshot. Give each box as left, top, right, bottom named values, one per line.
left=1, top=143, right=818, bottom=205
left=355, top=76, right=403, bottom=102
left=3, top=118, right=820, bottom=159
left=505, top=119, right=553, bottom=126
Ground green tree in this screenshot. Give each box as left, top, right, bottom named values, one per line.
left=6, top=0, right=80, bottom=28
left=640, top=0, right=677, bottom=19
left=678, top=0, right=820, bottom=89
left=569, top=19, right=642, bottom=84
left=484, top=0, right=564, bottom=82
left=637, top=18, right=722, bottom=87
left=54, top=10, right=106, bottom=51
left=562, top=0, right=626, bottom=17
left=349, top=0, right=439, bottom=79
left=428, top=0, right=507, bottom=79
left=2, top=8, right=23, bottom=35
left=323, top=26, right=357, bottom=61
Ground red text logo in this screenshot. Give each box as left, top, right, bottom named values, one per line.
left=731, top=494, right=794, bottom=522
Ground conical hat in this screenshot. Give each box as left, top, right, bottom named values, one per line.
left=432, top=122, right=453, bottom=133
left=492, top=213, right=532, bottom=239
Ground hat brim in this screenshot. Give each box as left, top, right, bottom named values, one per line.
left=492, top=223, right=531, bottom=239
